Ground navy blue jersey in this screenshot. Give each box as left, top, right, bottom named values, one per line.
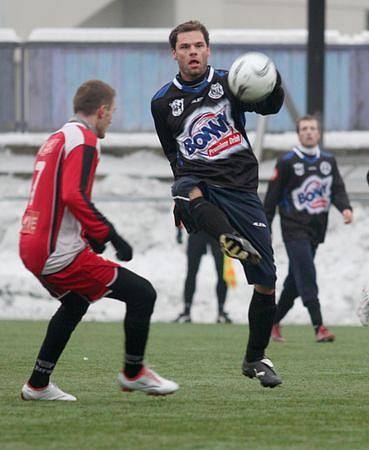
left=151, top=66, right=284, bottom=192
left=264, top=147, right=352, bottom=244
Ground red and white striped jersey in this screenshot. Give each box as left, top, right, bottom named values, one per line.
left=19, top=120, right=112, bottom=276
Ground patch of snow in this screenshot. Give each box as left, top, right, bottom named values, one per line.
left=0, top=150, right=367, bottom=325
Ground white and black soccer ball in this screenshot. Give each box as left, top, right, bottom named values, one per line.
left=228, top=52, right=277, bottom=103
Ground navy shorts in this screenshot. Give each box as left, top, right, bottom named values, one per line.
left=172, top=176, right=276, bottom=288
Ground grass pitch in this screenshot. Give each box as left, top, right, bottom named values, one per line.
left=1, top=321, right=369, bottom=450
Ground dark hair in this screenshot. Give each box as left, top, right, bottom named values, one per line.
left=169, top=20, right=209, bottom=50
left=73, top=80, right=116, bottom=115
left=296, top=115, right=320, bottom=133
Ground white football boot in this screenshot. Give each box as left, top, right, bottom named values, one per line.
left=21, top=382, right=77, bottom=401
left=117, top=366, right=179, bottom=396
left=357, top=283, right=369, bottom=326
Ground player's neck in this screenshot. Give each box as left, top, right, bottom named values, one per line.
left=298, top=144, right=319, bottom=156
left=178, top=66, right=210, bottom=86
left=70, top=114, right=97, bottom=135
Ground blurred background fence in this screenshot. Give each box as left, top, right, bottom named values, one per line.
left=1, top=28, right=369, bottom=134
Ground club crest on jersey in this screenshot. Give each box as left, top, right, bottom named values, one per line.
left=320, top=161, right=332, bottom=175
left=208, top=83, right=224, bottom=99
left=169, top=98, right=184, bottom=116
left=182, top=107, right=242, bottom=158
left=293, top=162, right=305, bottom=176
left=292, top=175, right=332, bottom=214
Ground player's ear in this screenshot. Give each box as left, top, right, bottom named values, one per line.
left=172, top=49, right=177, bottom=61
left=97, top=105, right=105, bottom=119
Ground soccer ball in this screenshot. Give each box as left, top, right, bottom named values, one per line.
left=228, top=52, right=277, bottom=103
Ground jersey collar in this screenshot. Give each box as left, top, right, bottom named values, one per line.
left=293, top=145, right=321, bottom=160
left=173, top=66, right=215, bottom=93
left=68, top=115, right=98, bottom=136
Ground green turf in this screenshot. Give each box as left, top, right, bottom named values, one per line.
left=1, top=321, right=369, bottom=450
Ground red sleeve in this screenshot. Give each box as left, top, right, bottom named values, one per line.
left=61, top=144, right=112, bottom=243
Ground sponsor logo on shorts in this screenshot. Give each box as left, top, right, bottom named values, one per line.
left=253, top=222, right=267, bottom=228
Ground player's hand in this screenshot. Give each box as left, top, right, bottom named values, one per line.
left=110, top=229, right=133, bottom=261
left=173, top=204, right=182, bottom=227
left=86, top=235, right=106, bottom=254
left=342, top=209, right=353, bottom=224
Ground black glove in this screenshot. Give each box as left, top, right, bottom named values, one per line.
left=109, top=229, right=133, bottom=261
left=86, top=235, right=106, bottom=254
left=367, top=169, right=369, bottom=186
left=173, top=204, right=182, bottom=227
left=176, top=227, right=183, bottom=244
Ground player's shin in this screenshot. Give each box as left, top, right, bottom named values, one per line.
left=245, top=289, right=276, bottom=362
left=108, top=268, right=157, bottom=377
left=305, top=298, right=323, bottom=331
left=28, top=296, right=89, bottom=388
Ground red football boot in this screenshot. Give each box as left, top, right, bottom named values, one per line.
left=271, top=324, right=285, bottom=342
left=315, top=325, right=335, bottom=342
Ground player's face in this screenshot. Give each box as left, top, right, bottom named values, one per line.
left=96, top=100, right=115, bottom=138
left=172, top=31, right=210, bottom=81
left=298, top=119, right=320, bottom=147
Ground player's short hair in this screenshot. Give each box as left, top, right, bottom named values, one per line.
left=296, top=115, right=320, bottom=133
left=73, top=80, right=116, bottom=115
left=169, top=20, right=209, bottom=50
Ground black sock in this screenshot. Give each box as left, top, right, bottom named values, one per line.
left=189, top=197, right=234, bottom=240
left=123, top=301, right=153, bottom=378
left=246, top=290, right=276, bottom=362
left=124, top=354, right=144, bottom=378
left=274, top=290, right=296, bottom=324
left=28, top=359, right=56, bottom=389
left=306, top=299, right=323, bottom=332
left=28, top=296, right=89, bottom=388
left=124, top=314, right=150, bottom=367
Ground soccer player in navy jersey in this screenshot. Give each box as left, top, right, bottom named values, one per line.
left=151, top=21, right=284, bottom=388
left=265, top=115, right=353, bottom=343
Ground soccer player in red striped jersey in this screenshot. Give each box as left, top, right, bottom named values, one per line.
left=20, top=80, right=178, bottom=401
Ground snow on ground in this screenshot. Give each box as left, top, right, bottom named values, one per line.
left=0, top=150, right=368, bottom=325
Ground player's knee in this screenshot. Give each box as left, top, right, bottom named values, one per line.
left=57, top=298, right=89, bottom=327
left=189, top=186, right=203, bottom=200
left=137, top=279, right=157, bottom=315
left=144, top=280, right=157, bottom=306
left=303, top=297, right=320, bottom=309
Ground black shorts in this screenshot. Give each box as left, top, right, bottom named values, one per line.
left=172, top=176, right=276, bottom=288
